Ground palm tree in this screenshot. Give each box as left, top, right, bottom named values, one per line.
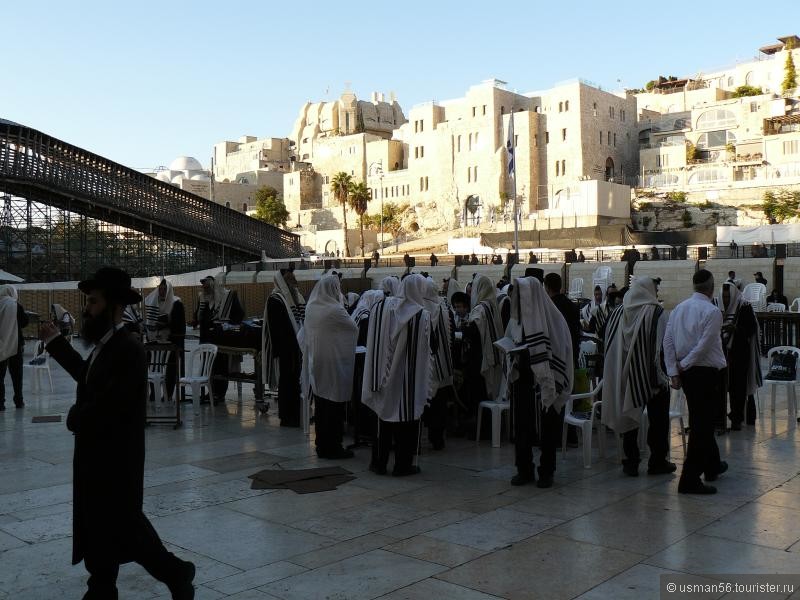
left=330, top=172, right=353, bottom=257
left=348, top=181, right=371, bottom=256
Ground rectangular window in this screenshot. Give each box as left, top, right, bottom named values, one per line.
left=467, top=168, right=471, bottom=183
left=546, top=131, right=550, bottom=144
left=784, top=140, right=800, bottom=155
left=414, top=147, right=418, bottom=159
left=561, top=159, right=565, bottom=175
left=474, top=166, right=478, bottom=182
left=534, top=134, right=539, bottom=147
left=419, top=120, right=424, bottom=132
left=562, top=128, right=567, bottom=141
left=613, top=133, right=617, bottom=147
left=607, top=131, right=611, bottom=145
left=514, top=134, right=519, bottom=147
left=457, top=135, right=461, bottom=152
left=475, top=132, right=479, bottom=145
left=707, top=130, right=727, bottom=147
left=599, top=130, right=603, bottom=145
left=425, top=177, right=429, bottom=191
left=472, top=107, right=476, bottom=117
left=750, top=102, right=758, bottom=113
left=482, top=105, right=487, bottom=115
left=420, top=146, right=424, bottom=158
left=555, top=161, right=560, bottom=176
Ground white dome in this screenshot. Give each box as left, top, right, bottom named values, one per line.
left=190, top=173, right=210, bottom=181
left=171, top=173, right=186, bottom=184
left=155, top=171, right=173, bottom=182
left=169, top=156, right=204, bottom=172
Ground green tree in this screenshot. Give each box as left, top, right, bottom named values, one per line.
left=732, top=85, right=762, bottom=98
left=783, top=40, right=797, bottom=94
left=347, top=181, right=371, bottom=256
left=253, top=186, right=290, bottom=227
left=361, top=202, right=407, bottom=238
left=763, top=190, right=800, bottom=223
left=330, top=172, right=353, bottom=257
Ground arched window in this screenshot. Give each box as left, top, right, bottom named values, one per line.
left=558, top=102, right=563, bottom=112
left=727, top=76, right=734, bottom=87
left=696, top=109, right=736, bottom=130
left=225, top=202, right=230, bottom=208
left=688, top=169, right=729, bottom=184
left=696, top=130, right=736, bottom=149
left=565, top=100, right=569, bottom=111
left=745, top=71, right=755, bottom=86
left=242, top=203, right=248, bottom=212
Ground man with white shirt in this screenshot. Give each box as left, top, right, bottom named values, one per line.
left=40, top=268, right=195, bottom=599
left=663, top=269, right=728, bottom=495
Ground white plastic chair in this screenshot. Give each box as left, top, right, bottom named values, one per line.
left=568, top=277, right=584, bottom=300
left=592, top=266, right=613, bottom=296
left=762, top=345, right=799, bottom=427
left=668, top=388, right=688, bottom=460
left=476, top=397, right=511, bottom=448
left=147, top=348, right=172, bottom=403
left=789, top=298, right=800, bottom=313
left=743, top=283, right=767, bottom=312
left=766, top=303, right=786, bottom=312
left=562, top=379, right=604, bottom=468
left=24, top=343, right=53, bottom=393
left=179, top=344, right=218, bottom=415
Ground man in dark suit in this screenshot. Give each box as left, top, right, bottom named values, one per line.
left=41, top=267, right=195, bottom=600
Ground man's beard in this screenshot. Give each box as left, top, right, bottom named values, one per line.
left=81, top=310, right=114, bottom=343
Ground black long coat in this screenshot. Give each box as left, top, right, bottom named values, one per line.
left=47, top=329, right=147, bottom=565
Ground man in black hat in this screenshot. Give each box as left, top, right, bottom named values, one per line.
left=40, top=267, right=195, bottom=600
left=754, top=272, right=767, bottom=287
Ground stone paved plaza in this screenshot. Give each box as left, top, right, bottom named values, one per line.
left=1, top=340, right=799, bottom=599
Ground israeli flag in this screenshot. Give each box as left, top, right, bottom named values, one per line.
left=506, top=111, right=515, bottom=176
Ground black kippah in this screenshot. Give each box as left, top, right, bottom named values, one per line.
left=693, top=269, right=712, bottom=285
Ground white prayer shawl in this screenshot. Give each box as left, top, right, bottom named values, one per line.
left=345, top=292, right=360, bottom=310
left=198, top=277, right=236, bottom=323
left=602, top=277, right=667, bottom=433
left=580, top=296, right=603, bottom=325
left=298, top=274, right=357, bottom=404
left=423, top=278, right=454, bottom=391
left=362, top=274, right=433, bottom=422
left=721, top=282, right=762, bottom=395
left=351, top=290, right=385, bottom=327
left=144, top=280, right=180, bottom=343
left=445, top=278, right=463, bottom=308
left=380, top=276, right=401, bottom=297
left=270, top=271, right=306, bottom=334
left=468, top=275, right=503, bottom=399
left=504, top=277, right=573, bottom=413
left=0, top=286, right=19, bottom=362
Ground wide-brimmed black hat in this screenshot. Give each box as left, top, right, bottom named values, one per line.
left=78, top=267, right=142, bottom=305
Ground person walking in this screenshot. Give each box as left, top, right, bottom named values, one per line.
left=602, top=277, right=675, bottom=476
left=40, top=267, right=195, bottom=599
left=0, top=285, right=27, bottom=410
left=663, top=269, right=728, bottom=494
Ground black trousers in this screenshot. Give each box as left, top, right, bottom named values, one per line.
left=680, top=367, right=723, bottom=486
left=82, top=514, right=186, bottom=600
left=0, top=350, right=24, bottom=405
left=372, top=419, right=419, bottom=471
left=621, top=387, right=671, bottom=467
left=314, top=396, right=345, bottom=453
left=424, top=387, right=450, bottom=447
left=277, top=354, right=301, bottom=427
left=211, top=355, right=229, bottom=400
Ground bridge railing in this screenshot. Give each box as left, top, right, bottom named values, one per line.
left=0, top=120, right=300, bottom=259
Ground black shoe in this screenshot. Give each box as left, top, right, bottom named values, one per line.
left=392, top=465, right=421, bottom=477
left=13, top=399, right=24, bottom=408
left=622, top=463, right=639, bottom=477
left=510, top=472, right=535, bottom=486
left=678, top=481, right=717, bottom=494
left=705, top=461, right=728, bottom=482
left=168, top=561, right=195, bottom=600
left=316, top=448, right=354, bottom=459
left=369, top=462, right=387, bottom=475
left=647, top=461, right=677, bottom=475
left=536, top=474, right=554, bottom=488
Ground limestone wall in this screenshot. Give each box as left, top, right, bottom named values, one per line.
left=704, top=258, right=775, bottom=293
left=781, top=258, right=800, bottom=305
left=567, top=262, right=627, bottom=298
left=631, top=260, right=698, bottom=309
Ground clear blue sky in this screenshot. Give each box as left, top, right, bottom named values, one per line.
left=4, top=1, right=798, bottom=170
